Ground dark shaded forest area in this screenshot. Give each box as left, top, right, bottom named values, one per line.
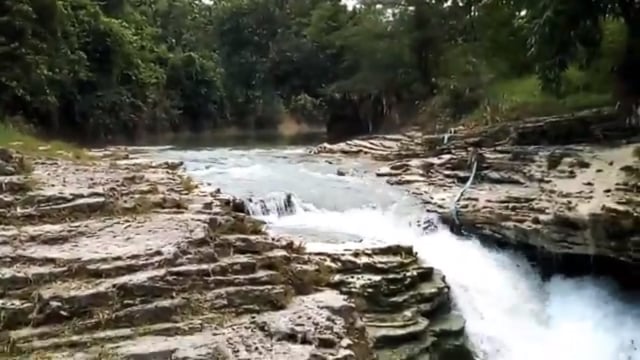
left=1, top=0, right=639, bottom=142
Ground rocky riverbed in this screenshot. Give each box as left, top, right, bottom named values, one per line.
left=0, top=148, right=471, bottom=359
left=311, top=108, right=640, bottom=285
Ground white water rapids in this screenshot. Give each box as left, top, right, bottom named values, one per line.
left=154, top=146, right=640, bottom=360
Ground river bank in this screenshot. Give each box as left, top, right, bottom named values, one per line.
left=310, top=108, right=640, bottom=287
left=0, top=147, right=471, bottom=359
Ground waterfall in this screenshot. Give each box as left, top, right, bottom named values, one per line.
left=244, top=192, right=314, bottom=217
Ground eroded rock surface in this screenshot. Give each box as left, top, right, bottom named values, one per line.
left=0, top=148, right=473, bottom=359
left=310, top=133, right=425, bottom=161
left=316, top=246, right=472, bottom=360
left=0, top=151, right=371, bottom=359
left=311, top=108, right=640, bottom=284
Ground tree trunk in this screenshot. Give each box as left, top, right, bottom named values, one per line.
left=618, top=1, right=640, bottom=98
left=613, top=3, right=640, bottom=120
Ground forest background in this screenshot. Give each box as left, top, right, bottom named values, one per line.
left=1, top=0, right=639, bottom=142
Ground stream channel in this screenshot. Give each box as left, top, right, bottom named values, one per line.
left=149, top=142, right=640, bottom=360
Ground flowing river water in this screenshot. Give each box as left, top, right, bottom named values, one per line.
left=149, top=144, right=640, bottom=360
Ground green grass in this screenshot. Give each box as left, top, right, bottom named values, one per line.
left=466, top=74, right=614, bottom=126
left=416, top=20, right=624, bottom=130
left=0, top=122, right=91, bottom=160
left=465, top=19, right=623, bottom=127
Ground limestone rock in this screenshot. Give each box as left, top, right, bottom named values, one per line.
left=312, top=109, right=640, bottom=284
left=309, top=133, right=423, bottom=161
left=314, top=245, right=473, bottom=360
left=0, top=152, right=373, bottom=359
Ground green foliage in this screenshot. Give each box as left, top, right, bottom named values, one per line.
left=526, top=0, right=639, bottom=97
left=0, top=0, right=638, bottom=141
left=166, top=52, right=226, bottom=131
left=467, top=76, right=612, bottom=126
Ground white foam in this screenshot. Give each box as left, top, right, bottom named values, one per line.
left=225, top=164, right=271, bottom=178
left=269, top=206, right=640, bottom=360
left=245, top=192, right=316, bottom=219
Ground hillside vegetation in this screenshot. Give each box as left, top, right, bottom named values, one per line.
left=1, top=0, right=639, bottom=141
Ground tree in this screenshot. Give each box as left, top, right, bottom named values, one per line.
left=527, top=0, right=640, bottom=102
left=0, top=0, right=633, bottom=142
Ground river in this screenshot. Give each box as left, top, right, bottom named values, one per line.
left=150, top=144, right=640, bottom=360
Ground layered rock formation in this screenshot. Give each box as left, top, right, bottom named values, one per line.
left=310, top=133, right=423, bottom=161
left=311, top=108, right=640, bottom=285
left=316, top=246, right=472, bottom=360
left=0, top=149, right=368, bottom=359
left=0, top=148, right=472, bottom=359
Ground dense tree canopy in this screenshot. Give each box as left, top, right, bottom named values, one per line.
left=0, top=0, right=637, bottom=141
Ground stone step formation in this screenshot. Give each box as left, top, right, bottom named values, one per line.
left=317, top=246, right=472, bottom=360
left=0, top=148, right=471, bottom=360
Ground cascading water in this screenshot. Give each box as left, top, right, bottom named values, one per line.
left=244, top=192, right=301, bottom=217
left=153, top=146, right=640, bottom=360
left=264, top=202, right=640, bottom=360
